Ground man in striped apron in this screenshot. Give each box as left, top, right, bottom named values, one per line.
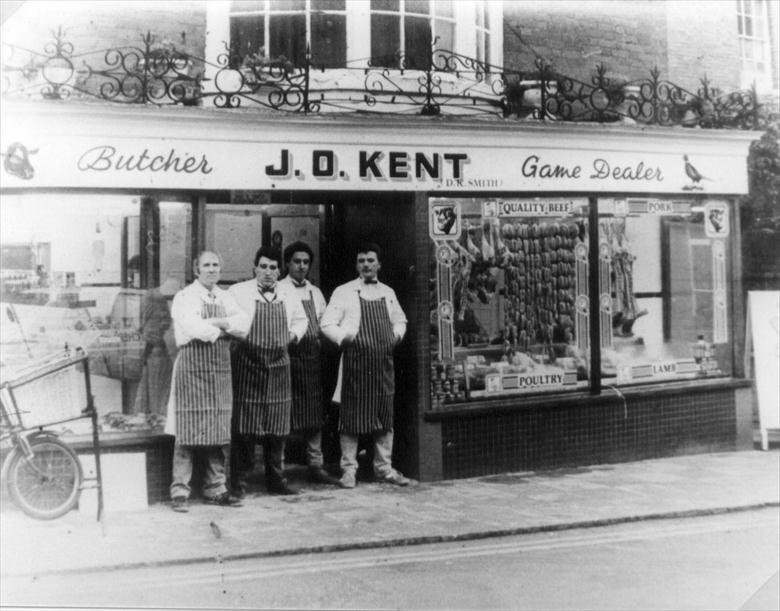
left=279, top=241, right=342, bottom=487
left=229, top=246, right=308, bottom=496
left=166, top=251, right=250, bottom=513
left=321, top=242, right=411, bottom=489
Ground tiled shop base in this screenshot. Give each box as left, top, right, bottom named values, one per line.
left=441, top=389, right=735, bottom=479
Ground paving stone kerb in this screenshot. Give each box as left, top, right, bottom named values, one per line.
left=1, top=451, right=778, bottom=578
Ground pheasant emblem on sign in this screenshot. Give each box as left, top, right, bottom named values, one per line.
left=682, top=154, right=712, bottom=190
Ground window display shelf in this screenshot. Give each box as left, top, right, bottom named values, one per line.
left=424, top=377, right=752, bottom=421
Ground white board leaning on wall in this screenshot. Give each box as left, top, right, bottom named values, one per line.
left=745, top=291, right=780, bottom=450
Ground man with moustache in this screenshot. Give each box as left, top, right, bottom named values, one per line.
left=321, top=242, right=411, bottom=489
left=167, top=251, right=249, bottom=513
left=229, top=246, right=308, bottom=496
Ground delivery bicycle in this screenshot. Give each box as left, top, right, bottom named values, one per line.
left=1, top=347, right=103, bottom=520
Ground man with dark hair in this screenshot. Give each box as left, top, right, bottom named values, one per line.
left=321, top=242, right=411, bottom=488
left=166, top=251, right=249, bottom=512
left=228, top=245, right=308, bottom=496
left=279, top=241, right=341, bottom=486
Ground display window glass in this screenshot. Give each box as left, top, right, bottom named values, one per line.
left=0, top=193, right=192, bottom=434
left=598, top=197, right=733, bottom=385
left=429, top=197, right=591, bottom=408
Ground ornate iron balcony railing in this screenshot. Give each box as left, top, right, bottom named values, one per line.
left=0, top=28, right=767, bottom=130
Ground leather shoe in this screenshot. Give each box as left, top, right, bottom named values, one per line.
left=308, top=466, right=342, bottom=486
left=171, top=496, right=189, bottom=513
left=339, top=472, right=356, bottom=489
left=266, top=479, right=299, bottom=496
left=203, top=492, right=243, bottom=507
left=377, top=470, right=411, bottom=486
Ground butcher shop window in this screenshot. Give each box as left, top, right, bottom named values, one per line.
left=598, top=197, right=732, bottom=386
left=428, top=197, right=591, bottom=408
left=0, top=192, right=192, bottom=435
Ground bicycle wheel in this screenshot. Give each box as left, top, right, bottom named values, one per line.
left=6, top=437, right=83, bottom=520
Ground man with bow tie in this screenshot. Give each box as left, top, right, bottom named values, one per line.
left=321, top=242, right=411, bottom=489
left=228, top=246, right=308, bottom=496
left=278, top=241, right=342, bottom=487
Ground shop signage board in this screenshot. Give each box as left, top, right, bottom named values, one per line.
left=619, top=359, right=703, bottom=381
left=745, top=291, right=780, bottom=450
left=482, top=198, right=588, bottom=217
left=0, top=134, right=750, bottom=194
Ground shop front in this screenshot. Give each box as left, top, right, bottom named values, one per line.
left=0, top=100, right=756, bottom=498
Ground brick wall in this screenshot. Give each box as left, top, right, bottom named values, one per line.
left=1, top=1, right=207, bottom=58
left=665, top=0, right=740, bottom=92
left=503, top=0, right=668, bottom=83
left=503, top=0, right=740, bottom=93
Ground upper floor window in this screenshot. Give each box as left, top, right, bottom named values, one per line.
left=736, top=0, right=775, bottom=91
left=229, top=0, right=347, bottom=68
left=209, top=0, right=502, bottom=76
left=475, top=0, right=491, bottom=65
left=370, top=0, right=456, bottom=69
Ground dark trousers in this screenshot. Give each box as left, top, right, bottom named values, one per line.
left=230, top=433, right=287, bottom=494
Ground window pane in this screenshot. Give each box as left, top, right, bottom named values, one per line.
left=428, top=197, right=591, bottom=409
left=434, top=0, right=453, bottom=18
left=371, top=0, right=399, bottom=11
left=230, top=14, right=265, bottom=64
left=404, top=15, right=431, bottom=68
left=0, top=194, right=190, bottom=432
left=475, top=1, right=485, bottom=27
left=371, top=13, right=399, bottom=66
left=312, top=13, right=346, bottom=67
left=599, top=199, right=732, bottom=386
left=269, top=14, right=306, bottom=64
left=745, top=16, right=753, bottom=36
left=405, top=0, right=430, bottom=16
left=434, top=20, right=454, bottom=52
left=476, top=30, right=485, bottom=63
left=270, top=0, right=305, bottom=11
left=230, top=1, right=265, bottom=13
left=312, top=0, right=346, bottom=10
left=204, top=204, right=264, bottom=285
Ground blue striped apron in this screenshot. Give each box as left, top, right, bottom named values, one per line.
left=289, top=293, right=324, bottom=431
left=231, top=295, right=291, bottom=437
left=174, top=299, right=232, bottom=446
left=340, top=295, right=395, bottom=434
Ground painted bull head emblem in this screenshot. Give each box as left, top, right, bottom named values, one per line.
left=2, top=142, right=39, bottom=180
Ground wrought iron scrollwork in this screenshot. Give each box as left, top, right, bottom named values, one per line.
left=540, top=63, right=764, bottom=129
left=2, top=29, right=202, bottom=104
left=0, top=26, right=766, bottom=129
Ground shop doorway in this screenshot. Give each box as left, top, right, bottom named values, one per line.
left=203, top=192, right=419, bottom=476
left=321, top=193, right=418, bottom=476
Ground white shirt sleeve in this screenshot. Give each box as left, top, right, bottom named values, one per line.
left=227, top=281, right=255, bottom=337
left=313, top=286, right=328, bottom=322
left=385, top=286, right=408, bottom=340
left=220, top=287, right=251, bottom=338
left=280, top=285, right=309, bottom=341
left=171, top=286, right=221, bottom=345
left=321, top=284, right=354, bottom=346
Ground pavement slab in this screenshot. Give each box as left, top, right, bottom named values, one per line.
left=0, top=450, right=778, bottom=578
